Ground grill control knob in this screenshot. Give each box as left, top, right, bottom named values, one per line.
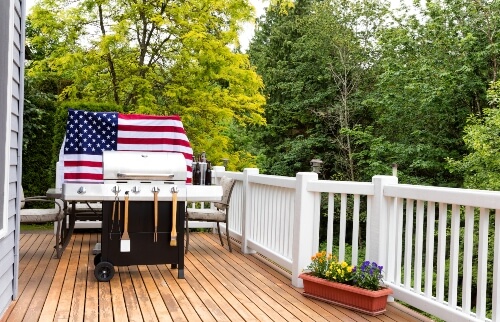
left=77, top=186, right=86, bottom=194
left=132, top=186, right=141, bottom=193
left=151, top=186, right=160, bottom=193
left=112, top=186, right=121, bottom=194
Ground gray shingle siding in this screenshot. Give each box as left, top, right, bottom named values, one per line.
left=0, top=0, right=24, bottom=318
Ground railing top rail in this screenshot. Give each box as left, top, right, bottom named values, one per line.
left=308, top=180, right=374, bottom=195
left=248, top=173, right=296, bottom=189
left=215, top=171, right=244, bottom=181
left=385, top=184, right=500, bottom=209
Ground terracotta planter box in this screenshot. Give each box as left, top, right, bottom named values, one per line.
left=299, top=273, right=393, bottom=316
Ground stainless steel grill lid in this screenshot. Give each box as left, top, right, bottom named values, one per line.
left=102, top=151, right=187, bottom=182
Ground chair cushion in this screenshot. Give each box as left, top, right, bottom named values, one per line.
left=20, top=208, right=62, bottom=223
left=214, top=176, right=234, bottom=210
left=187, top=208, right=226, bottom=221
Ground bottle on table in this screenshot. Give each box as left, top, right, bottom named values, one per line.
left=205, top=161, right=212, bottom=185
left=193, top=161, right=201, bottom=185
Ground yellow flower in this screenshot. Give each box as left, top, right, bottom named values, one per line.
left=347, top=266, right=352, bottom=273
left=341, top=262, right=348, bottom=268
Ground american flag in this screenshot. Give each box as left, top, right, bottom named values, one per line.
left=63, top=109, right=193, bottom=183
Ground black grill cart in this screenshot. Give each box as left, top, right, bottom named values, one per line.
left=61, top=151, right=223, bottom=282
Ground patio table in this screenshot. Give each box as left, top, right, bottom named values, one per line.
left=46, top=188, right=102, bottom=257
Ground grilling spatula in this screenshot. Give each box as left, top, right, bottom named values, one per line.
left=121, top=191, right=131, bottom=252
left=170, top=186, right=179, bottom=246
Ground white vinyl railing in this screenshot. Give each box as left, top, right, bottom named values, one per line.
left=207, top=168, right=500, bottom=322
left=383, top=184, right=500, bottom=322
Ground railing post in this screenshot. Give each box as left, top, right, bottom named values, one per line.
left=242, top=168, right=259, bottom=254
left=291, top=172, right=319, bottom=288
left=368, top=175, right=398, bottom=273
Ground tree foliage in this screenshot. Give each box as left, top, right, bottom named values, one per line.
left=26, top=0, right=266, bottom=167
left=249, top=0, right=388, bottom=179
left=447, top=80, right=500, bottom=190
left=250, top=0, right=500, bottom=187
left=22, top=78, right=58, bottom=197
left=357, top=0, right=500, bottom=186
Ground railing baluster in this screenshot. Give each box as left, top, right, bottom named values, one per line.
left=351, top=194, right=360, bottom=265
left=279, top=188, right=285, bottom=254
left=424, top=201, right=435, bottom=298
left=476, top=207, right=489, bottom=320
left=414, top=200, right=425, bottom=294
left=287, top=191, right=293, bottom=259
left=436, top=202, right=448, bottom=303
left=327, top=193, right=334, bottom=255
left=395, top=197, right=404, bottom=284
left=493, top=209, right=500, bottom=321
left=386, top=195, right=397, bottom=283
left=339, top=193, right=347, bottom=262
left=404, top=199, right=414, bottom=289
left=462, top=206, right=474, bottom=313
left=449, top=204, right=461, bottom=308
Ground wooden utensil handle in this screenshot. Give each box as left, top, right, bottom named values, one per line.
left=124, top=194, right=129, bottom=232
left=171, top=193, right=177, bottom=233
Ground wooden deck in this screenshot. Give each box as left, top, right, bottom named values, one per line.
left=1, top=231, right=433, bottom=322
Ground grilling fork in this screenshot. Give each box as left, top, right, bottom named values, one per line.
left=110, top=193, right=120, bottom=239
left=153, top=187, right=159, bottom=242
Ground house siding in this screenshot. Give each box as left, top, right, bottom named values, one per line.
left=0, top=0, right=24, bottom=317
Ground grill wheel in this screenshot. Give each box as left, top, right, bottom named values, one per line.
left=94, top=261, right=115, bottom=282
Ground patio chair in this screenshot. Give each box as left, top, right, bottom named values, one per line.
left=20, top=187, right=64, bottom=258
left=185, top=176, right=236, bottom=253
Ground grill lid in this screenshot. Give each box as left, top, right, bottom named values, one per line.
left=102, top=151, right=187, bottom=182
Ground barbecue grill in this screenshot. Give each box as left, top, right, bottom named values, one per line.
left=62, top=150, right=223, bottom=281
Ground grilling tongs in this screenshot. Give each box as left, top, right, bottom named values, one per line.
left=110, top=186, right=120, bottom=239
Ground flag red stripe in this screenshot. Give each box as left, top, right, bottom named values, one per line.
left=119, top=114, right=181, bottom=121
left=64, top=173, right=104, bottom=180
left=64, top=160, right=102, bottom=168
left=118, top=125, right=187, bottom=133
left=117, top=137, right=192, bottom=147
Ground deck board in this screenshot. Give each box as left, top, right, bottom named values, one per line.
left=1, top=231, right=433, bottom=322
left=84, top=233, right=99, bottom=321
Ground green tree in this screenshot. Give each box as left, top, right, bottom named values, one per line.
left=354, top=0, right=500, bottom=186
left=297, top=0, right=389, bottom=181
left=249, top=0, right=388, bottom=180
left=22, top=77, right=57, bottom=197
left=249, top=0, right=314, bottom=176
left=447, top=100, right=500, bottom=190
left=26, top=0, right=266, bottom=167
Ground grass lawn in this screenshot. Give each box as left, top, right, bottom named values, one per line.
left=20, top=222, right=54, bottom=232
